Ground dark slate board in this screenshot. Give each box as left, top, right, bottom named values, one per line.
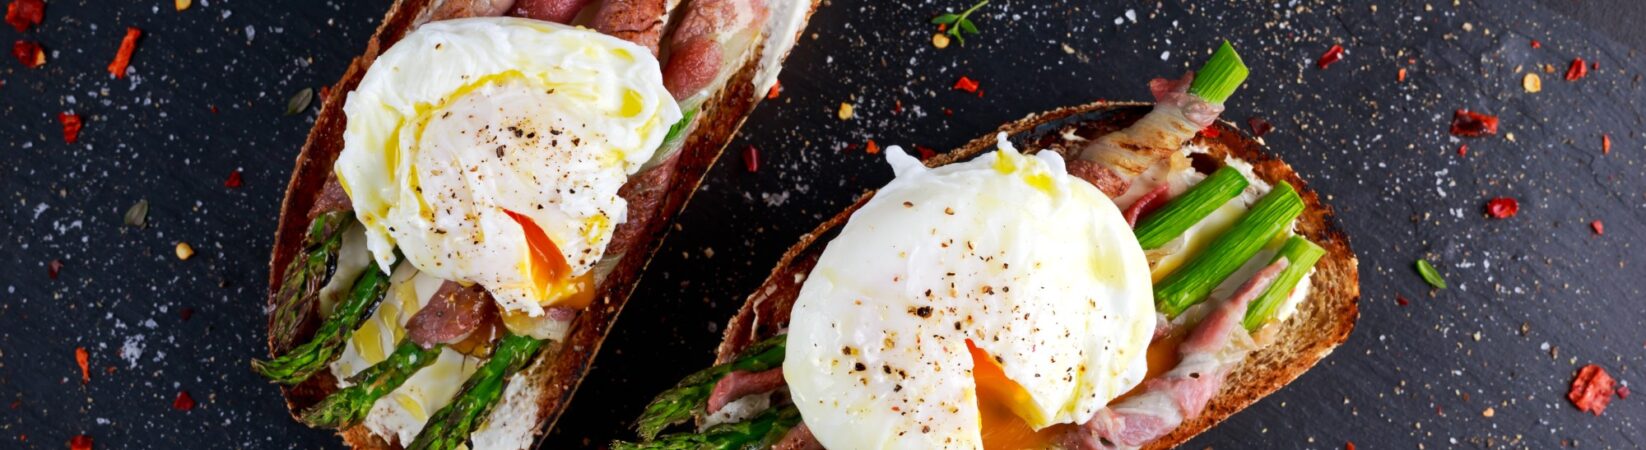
left=1, top=0, right=1641, bottom=449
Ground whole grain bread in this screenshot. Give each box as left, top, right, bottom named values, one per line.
left=263, top=0, right=820, bottom=447
left=714, top=101, right=1360, bottom=450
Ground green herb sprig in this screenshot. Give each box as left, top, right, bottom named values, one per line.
left=931, top=0, right=990, bottom=45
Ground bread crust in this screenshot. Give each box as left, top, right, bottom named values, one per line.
left=715, top=101, right=1361, bottom=449
left=263, top=0, right=820, bottom=447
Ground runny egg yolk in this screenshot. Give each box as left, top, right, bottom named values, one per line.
left=970, top=341, right=1062, bottom=449
left=502, top=209, right=597, bottom=311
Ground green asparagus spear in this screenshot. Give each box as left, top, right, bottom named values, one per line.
left=1133, top=166, right=1250, bottom=249
left=299, top=341, right=443, bottom=428
left=252, top=264, right=390, bottom=384
left=1187, top=41, right=1249, bottom=104
left=405, top=334, right=544, bottom=450
left=269, top=211, right=352, bottom=354
left=614, top=405, right=802, bottom=450
left=1242, top=236, right=1326, bottom=332
left=1155, top=182, right=1304, bottom=317
left=634, top=334, right=788, bottom=440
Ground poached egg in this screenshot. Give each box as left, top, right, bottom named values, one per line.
left=783, top=140, right=1157, bottom=449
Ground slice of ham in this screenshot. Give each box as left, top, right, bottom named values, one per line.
left=771, top=423, right=823, bottom=450
left=659, top=0, right=768, bottom=100
left=508, top=0, right=592, bottom=23
left=431, top=0, right=517, bottom=20
left=306, top=174, right=354, bottom=219
left=1122, top=184, right=1171, bottom=227
left=1066, top=158, right=1130, bottom=198
left=706, top=367, right=785, bottom=414
left=591, top=0, right=672, bottom=55
left=1078, top=72, right=1226, bottom=185
left=1065, top=258, right=1289, bottom=450
left=406, top=281, right=495, bottom=349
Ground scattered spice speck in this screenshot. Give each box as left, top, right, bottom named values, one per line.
left=1246, top=116, right=1273, bottom=137
left=175, top=0, right=191, bottom=12
left=5, top=0, right=44, bottom=33
left=743, top=146, right=759, bottom=173
left=1564, top=57, right=1588, bottom=81
left=1530, top=39, right=1542, bottom=48
left=837, top=102, right=854, bottom=120
left=175, top=242, right=195, bottom=261
left=1449, top=109, right=1499, bottom=137
left=172, top=391, right=195, bottom=411
left=1591, top=220, right=1604, bottom=236
left=931, top=33, right=950, bottom=49
left=1457, top=144, right=1468, bottom=157
left=12, top=40, right=45, bottom=68
left=224, top=170, right=243, bottom=188
left=766, top=80, right=781, bottom=100
left=1415, top=259, right=1447, bottom=289
left=1485, top=197, right=1519, bottom=219
left=107, top=27, right=142, bottom=78
left=1482, top=407, right=1495, bottom=418
left=915, top=145, right=937, bottom=161
left=953, top=76, right=980, bottom=94
left=285, top=87, right=314, bottom=116
left=1397, top=68, right=1407, bottom=83
left=1568, top=364, right=1616, bottom=415
left=1601, top=133, right=1611, bottom=155
left=1395, top=294, right=1410, bottom=306
left=865, top=139, right=880, bottom=155
left=123, top=199, right=149, bottom=228
left=47, top=259, right=62, bottom=279
left=69, top=435, right=92, bottom=450
left=1522, top=73, right=1541, bottom=93
left=75, top=347, right=89, bottom=384
left=1315, top=44, right=1344, bottom=69
left=59, top=113, right=83, bottom=144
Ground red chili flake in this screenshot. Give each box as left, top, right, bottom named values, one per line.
left=1619, top=385, right=1631, bottom=399
left=942, top=108, right=953, bottom=116
left=892, top=99, right=904, bottom=115
left=223, top=170, right=243, bottom=188
left=1485, top=197, right=1519, bottom=219
left=107, top=26, right=142, bottom=78
left=5, top=0, right=44, bottom=33
left=915, top=145, right=937, bottom=161
left=1569, top=364, right=1616, bottom=415
left=74, top=347, right=89, bottom=384
left=1591, top=220, right=1604, bottom=235
left=172, top=391, right=195, bottom=411
left=1457, top=144, right=1469, bottom=157
left=47, top=259, right=62, bottom=279
left=1530, top=39, right=1542, bottom=48
left=69, top=435, right=92, bottom=450
left=1601, top=134, right=1612, bottom=155
left=208, top=105, right=219, bottom=114
left=765, top=80, right=781, bottom=100
left=318, top=85, right=332, bottom=102
left=1564, top=57, right=1588, bottom=81
left=1395, top=294, right=1410, bottom=306
left=1449, top=109, right=1499, bottom=137
left=1397, top=68, right=1407, bottom=83
left=742, top=146, right=759, bottom=173
left=1246, top=116, right=1273, bottom=137
left=1315, top=44, right=1344, bottom=69
left=1199, top=125, right=1221, bottom=138
left=179, top=307, right=194, bottom=321
left=1346, top=442, right=1356, bottom=450
left=12, top=39, right=43, bottom=68
left=865, top=139, right=881, bottom=155
left=1591, top=61, right=1598, bottom=71
left=59, top=113, right=82, bottom=144
left=952, top=76, right=980, bottom=94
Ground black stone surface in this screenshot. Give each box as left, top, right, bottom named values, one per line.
left=2, top=1, right=1642, bottom=449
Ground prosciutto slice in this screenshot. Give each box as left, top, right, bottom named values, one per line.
left=1070, top=72, right=1227, bottom=204
left=706, top=367, right=786, bottom=414
left=1064, top=258, right=1289, bottom=450
left=406, top=281, right=494, bottom=349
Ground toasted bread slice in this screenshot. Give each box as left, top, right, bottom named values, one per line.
left=713, top=101, right=1360, bottom=449
left=263, top=0, right=820, bottom=447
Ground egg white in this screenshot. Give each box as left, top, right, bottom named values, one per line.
left=334, top=17, right=680, bottom=317
left=783, top=140, right=1156, bottom=449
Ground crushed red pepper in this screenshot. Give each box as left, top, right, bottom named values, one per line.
left=1246, top=116, right=1273, bottom=137
left=59, top=113, right=82, bottom=144
left=1315, top=44, right=1344, bottom=69
left=172, top=390, right=195, bottom=411
left=865, top=139, right=881, bottom=155
left=914, top=145, right=936, bottom=161
left=47, top=259, right=62, bottom=279
left=1395, top=295, right=1410, bottom=306
left=1620, top=385, right=1632, bottom=399
left=69, top=435, right=92, bottom=450
left=1345, top=442, right=1356, bottom=450
left=1564, top=57, right=1587, bottom=81
left=1485, top=197, right=1519, bottom=219
left=74, top=347, right=89, bottom=384
left=223, top=170, right=243, bottom=188
left=5, top=0, right=43, bottom=32
left=1602, top=134, right=1612, bottom=155
left=892, top=99, right=903, bottom=115
left=1397, top=68, right=1407, bottom=83
left=1449, top=109, right=1499, bottom=137
left=12, top=39, right=43, bottom=68
left=1591, top=220, right=1604, bottom=235
left=1457, top=144, right=1469, bottom=157
left=107, top=26, right=141, bottom=78
left=1199, top=125, right=1221, bottom=138
left=179, top=306, right=194, bottom=321
left=1568, top=364, right=1616, bottom=415
left=1530, top=39, right=1542, bottom=48
left=952, top=76, right=979, bottom=94
left=743, top=146, right=759, bottom=173
left=766, top=80, right=781, bottom=100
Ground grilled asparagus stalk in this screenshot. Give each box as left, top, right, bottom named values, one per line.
left=269, top=211, right=352, bottom=354
left=634, top=334, right=788, bottom=440
left=299, top=340, right=444, bottom=428
left=405, top=334, right=544, bottom=450
left=614, top=405, right=802, bottom=450
left=253, top=263, right=390, bottom=384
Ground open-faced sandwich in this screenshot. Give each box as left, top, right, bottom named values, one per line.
left=617, top=43, right=1359, bottom=449
left=254, top=0, right=818, bottom=448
